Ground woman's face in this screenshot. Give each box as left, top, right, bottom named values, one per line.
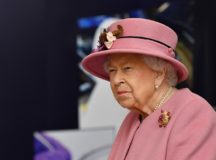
left=107, top=53, right=157, bottom=112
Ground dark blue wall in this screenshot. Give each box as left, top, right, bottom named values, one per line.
left=0, top=0, right=79, bottom=159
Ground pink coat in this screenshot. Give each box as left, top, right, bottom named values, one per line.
left=108, top=88, right=216, bottom=160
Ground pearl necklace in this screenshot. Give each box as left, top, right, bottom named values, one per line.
left=154, top=87, right=173, bottom=112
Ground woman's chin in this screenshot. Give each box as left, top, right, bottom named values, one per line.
left=119, top=102, right=145, bottom=115
left=118, top=101, right=135, bottom=110
left=116, top=97, right=134, bottom=107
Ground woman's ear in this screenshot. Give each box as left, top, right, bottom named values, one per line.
left=154, top=68, right=166, bottom=90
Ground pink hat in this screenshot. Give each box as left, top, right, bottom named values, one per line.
left=81, top=18, right=188, bottom=83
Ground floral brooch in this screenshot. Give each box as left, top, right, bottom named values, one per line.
left=98, top=25, right=123, bottom=50
left=158, top=110, right=171, bottom=128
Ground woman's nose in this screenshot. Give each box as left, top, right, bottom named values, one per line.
left=112, top=71, right=125, bottom=86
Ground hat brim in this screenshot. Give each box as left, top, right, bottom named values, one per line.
left=81, top=48, right=188, bottom=83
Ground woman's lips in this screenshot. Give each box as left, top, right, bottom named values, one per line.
left=117, top=91, right=129, bottom=95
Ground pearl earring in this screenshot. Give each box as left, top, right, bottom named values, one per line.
left=155, top=84, right=159, bottom=90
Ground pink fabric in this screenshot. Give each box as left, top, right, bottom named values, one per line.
left=108, top=18, right=177, bottom=49
left=108, top=88, right=216, bottom=160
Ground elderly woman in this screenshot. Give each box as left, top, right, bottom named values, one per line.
left=81, top=18, right=216, bottom=160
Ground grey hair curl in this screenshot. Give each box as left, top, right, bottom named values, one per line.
left=143, top=55, right=178, bottom=86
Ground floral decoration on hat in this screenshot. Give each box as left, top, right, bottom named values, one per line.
left=98, top=25, right=123, bottom=50
left=158, top=110, right=171, bottom=127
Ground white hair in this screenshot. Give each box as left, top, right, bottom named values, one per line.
left=143, top=55, right=178, bottom=86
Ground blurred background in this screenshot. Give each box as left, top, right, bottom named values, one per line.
left=0, top=0, right=215, bottom=159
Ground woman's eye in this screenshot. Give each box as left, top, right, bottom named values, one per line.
left=108, top=68, right=116, bottom=73
left=123, top=66, right=132, bottom=71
